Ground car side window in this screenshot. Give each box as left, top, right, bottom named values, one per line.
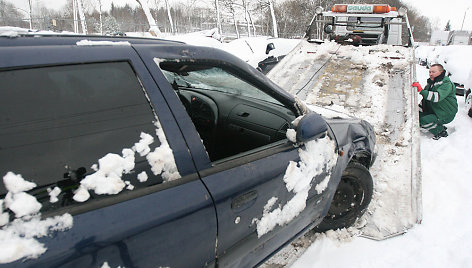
left=157, top=60, right=296, bottom=162
left=0, top=62, right=163, bottom=211
left=161, top=65, right=283, bottom=105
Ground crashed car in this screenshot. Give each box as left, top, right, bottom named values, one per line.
left=0, top=34, right=376, bottom=267
left=257, top=55, right=286, bottom=74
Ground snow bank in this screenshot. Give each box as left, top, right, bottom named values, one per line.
left=415, top=45, right=472, bottom=86
left=0, top=26, right=28, bottom=37
left=165, top=29, right=224, bottom=48
left=0, top=26, right=75, bottom=37
left=220, top=37, right=300, bottom=67
left=164, top=31, right=300, bottom=68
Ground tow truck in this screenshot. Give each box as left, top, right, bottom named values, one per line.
left=267, top=4, right=422, bottom=241
left=307, top=4, right=413, bottom=46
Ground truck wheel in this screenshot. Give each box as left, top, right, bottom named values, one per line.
left=315, top=162, right=373, bottom=232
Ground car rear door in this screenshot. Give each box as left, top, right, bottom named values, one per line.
left=0, top=44, right=216, bottom=267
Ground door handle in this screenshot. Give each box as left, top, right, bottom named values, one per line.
left=231, top=190, right=258, bottom=211
left=237, top=112, right=250, bottom=117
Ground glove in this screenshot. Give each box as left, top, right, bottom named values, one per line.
left=411, top=82, right=423, bottom=92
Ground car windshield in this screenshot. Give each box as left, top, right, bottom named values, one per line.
left=346, top=17, right=383, bottom=30
left=160, top=65, right=283, bottom=106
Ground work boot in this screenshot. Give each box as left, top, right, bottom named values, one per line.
left=432, top=129, right=448, bottom=140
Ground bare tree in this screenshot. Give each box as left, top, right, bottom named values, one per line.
left=241, top=0, right=251, bottom=36
left=247, top=6, right=256, bottom=36
left=91, top=0, right=104, bottom=34
left=221, top=0, right=240, bottom=38
left=268, top=0, right=278, bottom=37
left=152, top=0, right=175, bottom=34
left=0, top=0, right=29, bottom=28
left=164, top=0, right=175, bottom=33
left=136, top=0, right=162, bottom=36
left=180, top=0, right=199, bottom=31
left=215, top=0, right=222, bottom=34
left=76, top=0, right=88, bottom=34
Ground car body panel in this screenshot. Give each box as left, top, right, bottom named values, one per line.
left=200, top=142, right=337, bottom=267
left=27, top=177, right=216, bottom=268
left=0, top=35, right=376, bottom=267
left=0, top=43, right=217, bottom=267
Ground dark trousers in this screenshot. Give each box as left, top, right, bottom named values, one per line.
left=419, top=111, right=454, bottom=135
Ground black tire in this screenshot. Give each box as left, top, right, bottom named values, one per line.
left=315, top=162, right=373, bottom=232
left=466, top=90, right=472, bottom=118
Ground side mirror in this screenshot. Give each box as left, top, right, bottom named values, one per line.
left=266, top=43, right=275, bottom=54
left=296, top=113, right=328, bottom=143
left=323, top=24, right=333, bottom=34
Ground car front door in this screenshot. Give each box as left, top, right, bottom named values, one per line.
left=192, top=82, right=337, bottom=268
left=137, top=46, right=339, bottom=267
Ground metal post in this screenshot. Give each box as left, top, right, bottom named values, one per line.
left=28, top=0, right=33, bottom=29
left=461, top=8, right=469, bottom=31
left=98, top=0, right=103, bottom=35
left=73, top=0, right=78, bottom=33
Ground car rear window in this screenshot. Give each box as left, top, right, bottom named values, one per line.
left=0, top=62, right=157, bottom=197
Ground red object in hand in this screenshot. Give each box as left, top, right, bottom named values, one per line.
left=411, top=82, right=423, bottom=92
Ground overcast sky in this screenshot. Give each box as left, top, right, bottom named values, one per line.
left=6, top=0, right=472, bottom=31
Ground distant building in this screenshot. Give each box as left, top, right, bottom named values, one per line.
left=447, top=31, right=471, bottom=45
left=430, top=30, right=450, bottom=45
left=430, top=30, right=472, bottom=45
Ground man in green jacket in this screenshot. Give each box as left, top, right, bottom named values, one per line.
left=411, top=64, right=458, bottom=140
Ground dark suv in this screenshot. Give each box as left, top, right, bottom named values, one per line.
left=0, top=35, right=376, bottom=267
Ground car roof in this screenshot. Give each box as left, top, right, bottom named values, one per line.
left=0, top=33, right=185, bottom=47
left=0, top=34, right=296, bottom=108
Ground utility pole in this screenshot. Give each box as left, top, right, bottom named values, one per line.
left=73, top=0, right=79, bottom=33
left=98, top=0, right=103, bottom=35
left=27, top=0, right=33, bottom=29
left=461, top=8, right=469, bottom=31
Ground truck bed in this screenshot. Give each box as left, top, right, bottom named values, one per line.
left=268, top=40, right=422, bottom=240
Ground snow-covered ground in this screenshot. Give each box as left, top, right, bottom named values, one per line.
left=416, top=44, right=472, bottom=88
left=161, top=35, right=472, bottom=267
left=282, top=64, right=472, bottom=268
left=162, top=29, right=300, bottom=68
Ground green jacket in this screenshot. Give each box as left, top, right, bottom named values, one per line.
left=420, top=73, right=458, bottom=120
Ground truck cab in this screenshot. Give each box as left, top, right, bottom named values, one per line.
left=309, top=4, right=412, bottom=46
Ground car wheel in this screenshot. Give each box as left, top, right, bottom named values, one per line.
left=315, top=162, right=373, bottom=232
left=466, top=91, right=472, bottom=118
